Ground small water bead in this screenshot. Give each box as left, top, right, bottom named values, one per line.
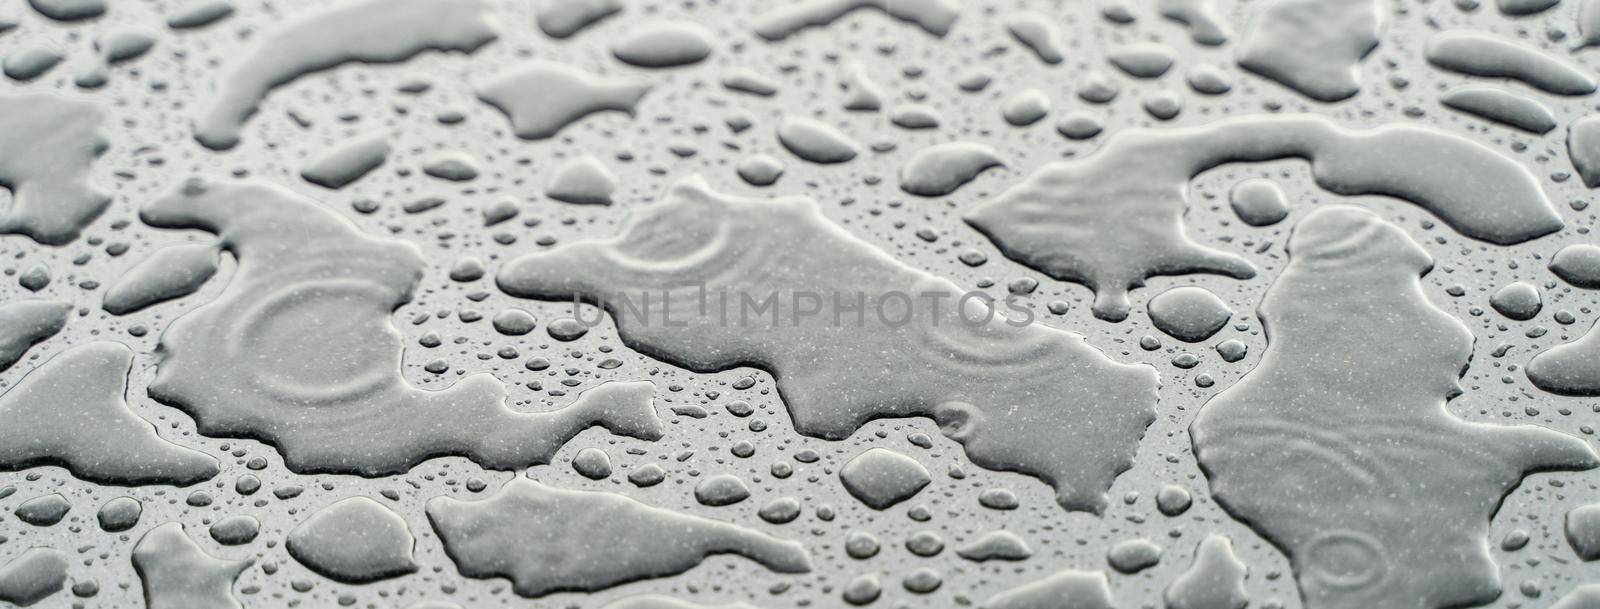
left=628, top=463, right=665, bottom=487
left=906, top=531, right=945, bottom=556
left=18, top=265, right=49, bottom=291
left=167, top=0, right=235, bottom=28
left=957, top=71, right=992, bottom=92
left=1522, top=580, right=1544, bottom=599
left=1148, top=286, right=1233, bottom=342
left=1109, top=43, right=1176, bottom=78
left=1156, top=485, right=1193, bottom=516
left=1102, top=1, right=1135, bottom=22
left=611, top=21, right=714, bottom=68
left=1187, top=64, right=1233, bottom=94
left=842, top=575, right=882, bottom=605
left=903, top=568, right=943, bottom=593
left=1490, top=282, right=1543, bottom=321
left=29, top=0, right=106, bottom=20
left=102, top=29, right=157, bottom=65
left=735, top=155, right=786, bottom=187
left=722, top=68, right=778, bottom=96
left=979, top=488, right=1020, bottom=510
left=209, top=515, right=261, bottom=545
left=1078, top=71, right=1121, bottom=103
left=1498, top=0, right=1559, bottom=14
left=1057, top=112, right=1104, bottom=139
left=448, top=257, right=486, bottom=282
left=840, top=448, right=931, bottom=509
left=907, top=503, right=933, bottom=521
left=572, top=447, right=613, bottom=480
left=70, top=578, right=98, bottom=599
left=889, top=104, right=940, bottom=129
left=899, top=142, right=1004, bottom=197
left=1207, top=343, right=1248, bottom=368
left=816, top=504, right=836, bottom=521
left=1001, top=89, right=1051, bottom=126
left=956, top=531, right=1034, bottom=562
left=840, top=62, right=885, bottom=111
left=846, top=531, right=881, bottom=559
left=1440, top=87, right=1557, bottom=134
left=3, top=45, right=65, bottom=81
left=96, top=497, right=142, bottom=532
left=284, top=498, right=418, bottom=585
left=1107, top=538, right=1163, bottom=574
left=1006, top=11, right=1065, bottom=64
left=535, top=0, right=620, bottom=37
left=546, top=155, right=619, bottom=205
left=777, top=115, right=859, bottom=164
left=1569, top=118, right=1600, bottom=189
left=907, top=432, right=934, bottom=448
left=758, top=497, right=801, bottom=524
left=1229, top=179, right=1290, bottom=226
left=420, top=152, right=480, bottom=181
left=1502, top=529, right=1531, bottom=551
left=483, top=199, right=519, bottom=226
left=403, top=196, right=446, bottom=214
left=15, top=494, right=71, bottom=526
left=1566, top=502, right=1600, bottom=560
left=694, top=474, right=751, bottom=506
left=547, top=318, right=590, bottom=341
left=1551, top=244, right=1600, bottom=288
left=491, top=309, right=537, bottom=336
left=674, top=406, right=709, bottom=420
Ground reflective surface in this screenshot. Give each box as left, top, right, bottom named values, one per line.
left=5, top=0, right=1600, bottom=608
